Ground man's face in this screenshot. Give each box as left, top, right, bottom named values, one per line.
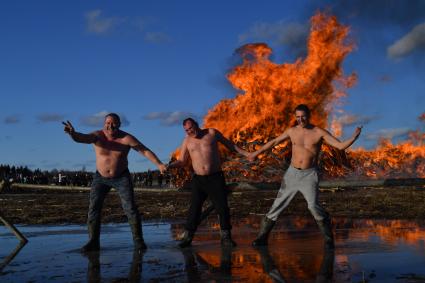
left=183, top=121, right=198, bottom=137
left=104, top=116, right=120, bottom=134
left=295, top=110, right=309, bottom=127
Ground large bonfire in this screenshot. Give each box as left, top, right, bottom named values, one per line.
left=172, top=12, right=424, bottom=187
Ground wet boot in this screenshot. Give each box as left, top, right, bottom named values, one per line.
left=316, top=216, right=335, bottom=250
left=129, top=219, right=147, bottom=251
left=220, top=230, right=237, bottom=247
left=252, top=217, right=275, bottom=246
left=178, top=230, right=194, bottom=248
left=81, top=219, right=101, bottom=253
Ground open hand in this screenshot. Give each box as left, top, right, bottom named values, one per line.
left=62, top=121, right=75, bottom=135
left=158, top=164, right=167, bottom=174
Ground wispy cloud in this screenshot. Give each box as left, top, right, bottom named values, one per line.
left=80, top=111, right=130, bottom=128
left=387, top=22, right=425, bottom=59
left=37, top=113, right=65, bottom=123
left=144, top=31, right=172, bottom=44
left=239, top=20, right=308, bottom=57
left=85, top=9, right=126, bottom=34
left=365, top=128, right=411, bottom=141
left=335, top=114, right=375, bottom=127
left=143, top=111, right=199, bottom=126
left=4, top=115, right=20, bottom=124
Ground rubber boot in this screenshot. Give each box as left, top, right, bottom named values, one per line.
left=316, top=216, right=335, bottom=250
left=129, top=219, right=147, bottom=251
left=220, top=230, right=237, bottom=247
left=252, top=217, right=275, bottom=246
left=81, top=219, right=101, bottom=253
left=178, top=230, right=194, bottom=248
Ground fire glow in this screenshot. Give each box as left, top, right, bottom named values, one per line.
left=172, top=12, right=424, bottom=186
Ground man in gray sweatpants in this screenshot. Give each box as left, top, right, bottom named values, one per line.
left=248, top=104, right=362, bottom=249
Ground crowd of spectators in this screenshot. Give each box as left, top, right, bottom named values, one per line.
left=0, top=164, right=173, bottom=188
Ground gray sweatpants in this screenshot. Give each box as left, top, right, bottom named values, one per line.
left=266, top=166, right=328, bottom=221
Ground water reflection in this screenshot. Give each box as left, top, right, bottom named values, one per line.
left=1, top=217, right=425, bottom=282
left=86, top=249, right=144, bottom=283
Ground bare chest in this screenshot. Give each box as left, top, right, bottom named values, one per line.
left=187, top=135, right=217, bottom=154
left=290, top=128, right=322, bottom=148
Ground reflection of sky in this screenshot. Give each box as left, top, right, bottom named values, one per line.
left=1, top=217, right=425, bottom=282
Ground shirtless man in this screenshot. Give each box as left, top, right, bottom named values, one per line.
left=168, top=118, right=250, bottom=248
left=248, top=104, right=362, bottom=249
left=63, top=113, right=166, bottom=252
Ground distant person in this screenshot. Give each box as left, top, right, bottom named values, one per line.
left=63, top=113, right=166, bottom=252
left=248, top=104, right=362, bottom=249
left=168, top=118, right=250, bottom=247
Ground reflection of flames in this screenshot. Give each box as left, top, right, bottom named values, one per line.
left=171, top=12, right=424, bottom=187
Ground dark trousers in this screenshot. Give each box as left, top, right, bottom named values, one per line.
left=185, top=171, right=232, bottom=232
left=87, top=169, right=140, bottom=223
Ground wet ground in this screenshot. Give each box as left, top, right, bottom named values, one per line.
left=1, top=216, right=425, bottom=282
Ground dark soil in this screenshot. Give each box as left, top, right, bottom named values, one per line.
left=1, top=186, right=425, bottom=224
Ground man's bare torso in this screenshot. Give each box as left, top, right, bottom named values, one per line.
left=93, top=130, right=131, bottom=178
left=185, top=129, right=222, bottom=175
left=288, top=125, right=323, bottom=169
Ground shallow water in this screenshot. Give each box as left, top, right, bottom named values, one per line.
left=1, top=216, right=425, bottom=282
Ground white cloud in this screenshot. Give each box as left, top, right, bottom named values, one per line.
left=239, top=20, right=308, bottom=54
left=80, top=111, right=130, bottom=127
left=143, top=111, right=198, bottom=126
left=144, top=31, right=172, bottom=44
left=365, top=128, right=411, bottom=141
left=4, top=115, right=20, bottom=124
left=85, top=10, right=125, bottom=34
left=387, top=22, right=425, bottom=59
left=37, top=113, right=65, bottom=123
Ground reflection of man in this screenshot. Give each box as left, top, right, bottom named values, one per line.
left=86, top=249, right=144, bottom=282
left=168, top=118, right=249, bottom=247
left=257, top=246, right=334, bottom=282
left=249, top=105, right=362, bottom=249
left=63, top=113, right=166, bottom=252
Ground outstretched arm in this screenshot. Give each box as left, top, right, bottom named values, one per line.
left=215, top=129, right=250, bottom=157
left=322, top=126, right=362, bottom=150
left=248, top=130, right=290, bottom=161
left=62, top=121, right=98, bottom=144
left=167, top=139, right=189, bottom=169
left=130, top=137, right=166, bottom=173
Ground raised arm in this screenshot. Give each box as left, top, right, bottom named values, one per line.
left=62, top=120, right=98, bottom=144
left=129, top=136, right=166, bottom=173
left=214, top=129, right=250, bottom=157
left=248, top=130, right=290, bottom=161
left=322, top=126, right=362, bottom=150
left=167, top=138, right=190, bottom=169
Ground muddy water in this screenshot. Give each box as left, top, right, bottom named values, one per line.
left=1, top=216, right=425, bottom=282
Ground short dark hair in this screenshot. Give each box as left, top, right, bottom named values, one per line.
left=105, top=113, right=121, bottom=127
left=294, top=104, right=311, bottom=117
left=183, top=117, right=199, bottom=128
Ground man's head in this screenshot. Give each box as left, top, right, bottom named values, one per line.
left=183, top=118, right=199, bottom=137
left=294, top=104, right=311, bottom=127
left=104, top=113, right=121, bottom=133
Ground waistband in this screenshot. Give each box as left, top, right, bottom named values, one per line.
left=194, top=171, right=224, bottom=178
left=95, top=168, right=130, bottom=179
left=289, top=165, right=317, bottom=173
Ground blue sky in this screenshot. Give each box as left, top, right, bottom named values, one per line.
left=1, top=0, right=424, bottom=172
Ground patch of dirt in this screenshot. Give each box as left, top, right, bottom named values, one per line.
left=1, top=186, right=425, bottom=224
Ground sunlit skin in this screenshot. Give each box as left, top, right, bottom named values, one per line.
left=248, top=110, right=362, bottom=169
left=168, top=120, right=249, bottom=175
left=63, top=116, right=166, bottom=178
